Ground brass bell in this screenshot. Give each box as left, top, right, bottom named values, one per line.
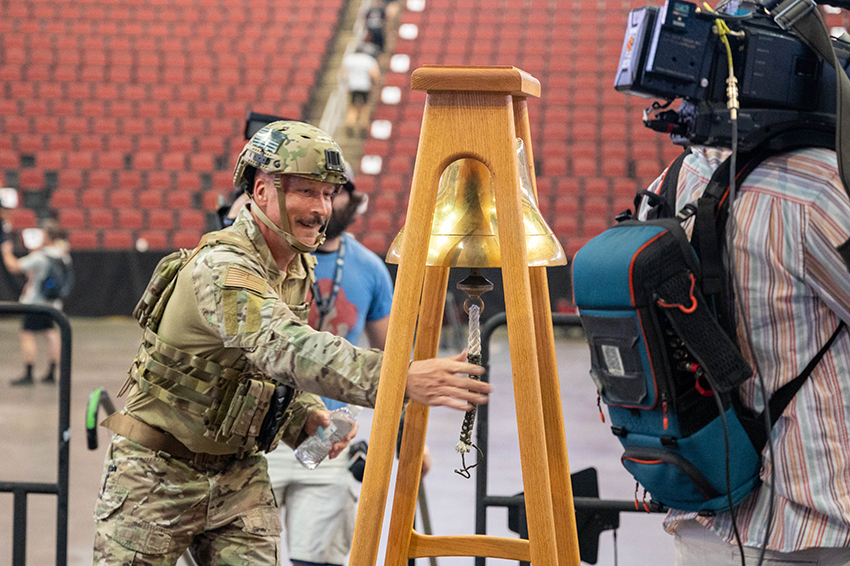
left=386, top=138, right=566, bottom=267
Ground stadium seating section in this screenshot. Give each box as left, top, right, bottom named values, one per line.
left=353, top=0, right=850, bottom=257
left=1, top=0, right=848, bottom=255
left=0, top=0, right=344, bottom=250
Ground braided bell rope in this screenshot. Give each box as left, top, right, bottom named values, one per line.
left=455, top=303, right=484, bottom=478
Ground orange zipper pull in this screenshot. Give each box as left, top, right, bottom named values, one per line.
left=634, top=482, right=640, bottom=511
left=597, top=393, right=605, bottom=423
left=662, top=401, right=669, bottom=430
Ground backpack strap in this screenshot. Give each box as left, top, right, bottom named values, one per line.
left=691, top=130, right=836, bottom=337
left=688, top=128, right=842, bottom=451
left=691, top=150, right=763, bottom=336
left=740, top=320, right=846, bottom=451
left=638, top=148, right=691, bottom=220
left=767, top=321, right=846, bottom=425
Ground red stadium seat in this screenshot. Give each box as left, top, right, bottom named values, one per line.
left=178, top=210, right=206, bottom=230
left=166, top=191, right=193, bottom=210
left=379, top=175, right=405, bottom=194
left=202, top=191, right=227, bottom=211
left=18, top=169, right=45, bottom=191
left=555, top=195, right=580, bottom=216
left=582, top=216, right=612, bottom=239
left=138, top=191, right=164, bottom=209
left=59, top=209, right=85, bottom=229
left=68, top=230, right=99, bottom=250
left=51, top=189, right=78, bottom=209
left=368, top=212, right=393, bottom=233
left=148, top=209, right=174, bottom=230
left=109, top=189, right=135, bottom=209
left=117, top=208, right=144, bottom=229
left=387, top=155, right=413, bottom=175
left=173, top=231, right=203, bottom=249
left=81, top=189, right=106, bottom=208
left=136, top=230, right=169, bottom=251
left=102, top=230, right=134, bottom=249
left=88, top=208, right=115, bottom=229
left=353, top=176, right=375, bottom=194
left=373, top=192, right=399, bottom=213
left=89, top=170, right=113, bottom=190
left=360, top=232, right=388, bottom=254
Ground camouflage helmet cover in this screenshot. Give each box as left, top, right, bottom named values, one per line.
left=233, top=121, right=348, bottom=190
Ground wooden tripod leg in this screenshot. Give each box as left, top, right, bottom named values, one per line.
left=515, top=95, right=581, bottom=566
left=490, top=127, right=559, bottom=566
left=385, top=266, right=450, bottom=566
left=531, top=267, right=582, bottom=566
left=349, top=145, right=445, bottom=566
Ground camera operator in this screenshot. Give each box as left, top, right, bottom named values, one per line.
left=631, top=3, right=850, bottom=563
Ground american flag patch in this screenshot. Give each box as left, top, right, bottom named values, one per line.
left=224, top=266, right=267, bottom=295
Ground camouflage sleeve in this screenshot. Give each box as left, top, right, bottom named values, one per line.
left=278, top=391, right=326, bottom=449
left=193, top=245, right=384, bottom=408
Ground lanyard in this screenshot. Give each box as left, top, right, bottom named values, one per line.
left=312, top=236, right=346, bottom=330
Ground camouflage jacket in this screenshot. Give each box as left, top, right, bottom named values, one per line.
left=124, top=205, right=384, bottom=454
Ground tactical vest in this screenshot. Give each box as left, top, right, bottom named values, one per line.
left=123, top=230, right=310, bottom=453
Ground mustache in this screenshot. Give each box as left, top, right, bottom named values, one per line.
left=297, top=214, right=327, bottom=228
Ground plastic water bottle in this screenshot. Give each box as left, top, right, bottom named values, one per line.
left=294, top=406, right=356, bottom=469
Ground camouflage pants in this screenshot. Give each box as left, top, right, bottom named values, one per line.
left=93, top=435, right=281, bottom=566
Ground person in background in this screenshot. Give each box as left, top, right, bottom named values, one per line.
left=1, top=219, right=72, bottom=386
left=364, top=1, right=386, bottom=53
left=341, top=43, right=380, bottom=138
left=383, top=0, right=401, bottom=23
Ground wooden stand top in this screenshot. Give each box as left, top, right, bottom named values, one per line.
left=411, top=65, right=540, bottom=98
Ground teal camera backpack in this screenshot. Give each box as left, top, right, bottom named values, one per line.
left=573, top=142, right=844, bottom=514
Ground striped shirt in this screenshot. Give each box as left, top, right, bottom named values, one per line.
left=644, top=146, right=850, bottom=552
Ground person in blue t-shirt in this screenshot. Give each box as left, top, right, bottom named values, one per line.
left=265, top=169, right=427, bottom=566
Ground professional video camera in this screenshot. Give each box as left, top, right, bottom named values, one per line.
left=615, top=0, right=850, bottom=150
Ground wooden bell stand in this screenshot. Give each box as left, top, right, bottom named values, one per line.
left=348, top=66, right=581, bottom=566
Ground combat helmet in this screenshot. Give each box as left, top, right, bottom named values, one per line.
left=233, top=120, right=348, bottom=253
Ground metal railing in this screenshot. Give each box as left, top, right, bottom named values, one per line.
left=0, top=302, right=71, bottom=566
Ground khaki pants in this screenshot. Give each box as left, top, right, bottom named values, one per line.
left=93, top=435, right=281, bottom=566
left=674, top=520, right=850, bottom=566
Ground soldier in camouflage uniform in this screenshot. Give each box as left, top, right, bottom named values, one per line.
left=93, top=121, right=490, bottom=566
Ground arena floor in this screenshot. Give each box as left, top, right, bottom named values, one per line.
left=0, top=316, right=673, bottom=566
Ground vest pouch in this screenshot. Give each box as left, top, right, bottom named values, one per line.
left=133, top=249, right=192, bottom=328
left=288, top=302, right=311, bottom=323
left=582, top=312, right=658, bottom=408
left=617, top=407, right=762, bottom=513
left=622, top=446, right=720, bottom=511
left=574, top=222, right=692, bottom=411
left=256, top=385, right=295, bottom=453
left=215, top=378, right=275, bottom=449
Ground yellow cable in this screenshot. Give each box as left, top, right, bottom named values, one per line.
left=715, top=18, right=735, bottom=71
